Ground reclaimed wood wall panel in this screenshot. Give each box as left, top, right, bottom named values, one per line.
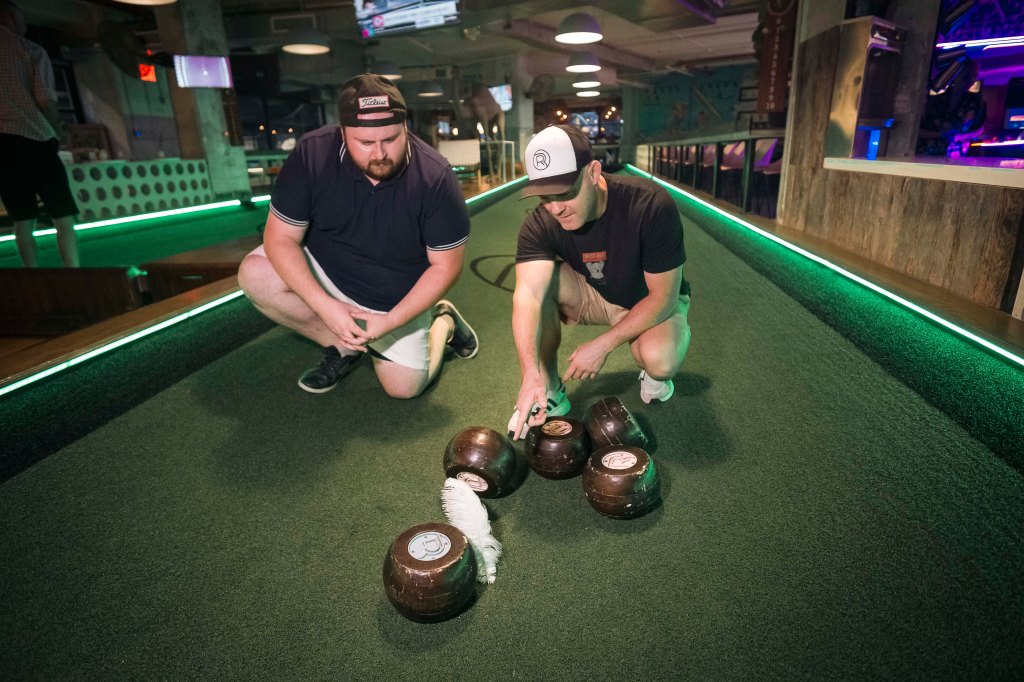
left=786, top=29, right=839, bottom=174
left=780, top=26, right=1024, bottom=311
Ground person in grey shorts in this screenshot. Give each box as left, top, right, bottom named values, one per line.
left=508, top=125, right=692, bottom=439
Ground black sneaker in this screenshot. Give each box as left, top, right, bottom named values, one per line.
left=434, top=299, right=479, bottom=359
left=298, top=347, right=362, bottom=393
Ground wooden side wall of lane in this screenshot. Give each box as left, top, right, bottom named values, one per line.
left=0, top=269, right=144, bottom=337
left=141, top=234, right=261, bottom=302
left=780, top=27, right=1024, bottom=312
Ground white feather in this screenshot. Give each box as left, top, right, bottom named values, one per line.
left=441, top=477, right=502, bottom=584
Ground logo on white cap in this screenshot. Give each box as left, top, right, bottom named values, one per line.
left=526, top=127, right=580, bottom=180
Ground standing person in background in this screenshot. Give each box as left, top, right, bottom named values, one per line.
left=0, top=0, right=79, bottom=267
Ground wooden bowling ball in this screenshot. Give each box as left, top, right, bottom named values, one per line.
left=525, top=416, right=591, bottom=479
left=443, top=426, right=524, bottom=498
left=583, top=397, right=650, bottom=451
left=382, top=522, right=478, bottom=622
left=582, top=445, right=661, bottom=519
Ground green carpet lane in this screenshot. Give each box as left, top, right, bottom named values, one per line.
left=1, top=188, right=1022, bottom=679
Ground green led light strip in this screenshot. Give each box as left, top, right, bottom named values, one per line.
left=2, top=177, right=526, bottom=397
left=465, top=175, right=527, bottom=205
left=625, top=164, right=1024, bottom=370
left=0, top=291, right=246, bottom=398
left=0, top=200, right=243, bottom=244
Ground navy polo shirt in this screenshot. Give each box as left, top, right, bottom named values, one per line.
left=269, top=125, right=470, bottom=311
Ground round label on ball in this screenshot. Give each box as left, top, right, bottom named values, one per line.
left=542, top=420, right=573, bottom=436
left=456, top=471, right=489, bottom=492
left=408, top=531, right=451, bottom=561
left=601, top=451, right=637, bottom=470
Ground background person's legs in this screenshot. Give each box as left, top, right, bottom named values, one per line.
left=13, top=219, right=39, bottom=267
left=36, top=138, right=81, bottom=267
left=53, top=215, right=79, bottom=267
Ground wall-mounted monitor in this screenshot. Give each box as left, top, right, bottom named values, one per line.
left=488, top=84, right=513, bottom=112
left=173, top=55, right=234, bottom=89
left=355, top=0, right=461, bottom=39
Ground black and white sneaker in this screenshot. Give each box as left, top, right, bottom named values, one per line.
left=298, top=347, right=362, bottom=393
left=434, top=299, right=479, bottom=359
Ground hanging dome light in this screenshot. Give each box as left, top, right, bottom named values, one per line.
left=372, top=60, right=403, bottom=81
left=566, top=52, right=601, bottom=73
left=112, top=0, right=176, bottom=5
left=418, top=81, right=445, bottom=97
left=572, top=80, right=601, bottom=89
left=555, top=12, right=603, bottom=45
left=576, top=90, right=600, bottom=97
left=282, top=26, right=331, bottom=55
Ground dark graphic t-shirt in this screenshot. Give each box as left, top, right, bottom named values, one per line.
left=516, top=173, right=689, bottom=309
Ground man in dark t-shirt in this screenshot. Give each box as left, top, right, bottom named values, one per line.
left=239, top=75, right=478, bottom=399
left=508, top=125, right=692, bottom=439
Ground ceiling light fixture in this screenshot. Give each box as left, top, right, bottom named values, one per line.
left=555, top=12, right=602, bottom=45
left=566, top=52, right=600, bottom=73
left=572, top=80, right=601, bottom=89
left=112, top=0, right=177, bottom=5
left=282, top=26, right=331, bottom=55
left=576, top=90, right=600, bottom=97
left=418, top=81, right=444, bottom=97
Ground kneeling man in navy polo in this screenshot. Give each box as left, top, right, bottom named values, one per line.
left=240, top=74, right=478, bottom=398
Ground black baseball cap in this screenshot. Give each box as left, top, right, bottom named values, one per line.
left=337, top=74, right=407, bottom=128
left=521, top=125, right=594, bottom=199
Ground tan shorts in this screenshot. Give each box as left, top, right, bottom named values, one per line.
left=555, top=261, right=690, bottom=327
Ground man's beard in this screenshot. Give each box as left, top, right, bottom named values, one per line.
left=357, top=151, right=408, bottom=181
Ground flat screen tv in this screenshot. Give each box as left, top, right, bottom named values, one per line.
left=488, top=84, right=513, bottom=112
left=355, top=0, right=461, bottom=39
left=173, top=55, right=234, bottom=89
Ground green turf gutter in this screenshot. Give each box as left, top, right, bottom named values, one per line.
left=625, top=164, right=1024, bottom=471
left=626, top=164, right=1024, bottom=371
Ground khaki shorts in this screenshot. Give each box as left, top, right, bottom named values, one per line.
left=555, top=261, right=690, bottom=327
left=250, top=244, right=431, bottom=370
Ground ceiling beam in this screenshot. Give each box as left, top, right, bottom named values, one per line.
left=482, top=18, right=658, bottom=73
left=672, top=0, right=717, bottom=24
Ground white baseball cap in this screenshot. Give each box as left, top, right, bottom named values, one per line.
left=521, top=125, right=594, bottom=199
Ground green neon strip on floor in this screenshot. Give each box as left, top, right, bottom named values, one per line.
left=625, top=163, right=1024, bottom=371
left=465, top=175, right=527, bottom=205
left=0, top=200, right=243, bottom=244
left=0, top=291, right=246, bottom=399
